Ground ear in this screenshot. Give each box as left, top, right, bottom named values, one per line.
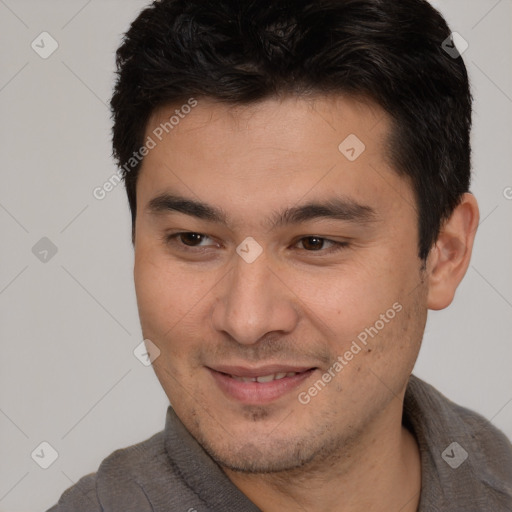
left=426, top=193, right=480, bottom=310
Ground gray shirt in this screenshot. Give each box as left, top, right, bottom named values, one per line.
left=47, top=375, right=512, bottom=511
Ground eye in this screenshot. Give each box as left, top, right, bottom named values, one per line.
left=163, top=232, right=349, bottom=256
left=164, top=232, right=218, bottom=249
left=295, top=236, right=349, bottom=253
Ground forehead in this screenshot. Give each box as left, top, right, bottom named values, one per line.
left=145, top=94, right=389, bottom=156
left=137, top=94, right=413, bottom=227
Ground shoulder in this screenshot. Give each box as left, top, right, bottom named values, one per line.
left=46, top=430, right=166, bottom=512
left=45, top=473, right=99, bottom=512
left=410, top=376, right=512, bottom=462
left=406, top=375, right=512, bottom=506
left=450, top=396, right=512, bottom=487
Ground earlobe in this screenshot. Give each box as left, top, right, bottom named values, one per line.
left=426, top=193, right=480, bottom=310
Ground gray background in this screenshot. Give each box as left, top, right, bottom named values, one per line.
left=0, top=1, right=511, bottom=510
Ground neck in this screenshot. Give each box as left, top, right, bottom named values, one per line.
left=223, top=405, right=421, bottom=512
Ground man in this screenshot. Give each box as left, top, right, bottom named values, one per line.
left=48, top=0, right=512, bottom=510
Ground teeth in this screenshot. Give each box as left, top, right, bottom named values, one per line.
left=231, top=372, right=297, bottom=383
left=256, top=374, right=275, bottom=383
left=231, top=376, right=257, bottom=382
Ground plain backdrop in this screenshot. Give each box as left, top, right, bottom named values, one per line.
left=0, top=1, right=511, bottom=510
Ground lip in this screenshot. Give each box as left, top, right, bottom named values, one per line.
left=207, top=365, right=316, bottom=405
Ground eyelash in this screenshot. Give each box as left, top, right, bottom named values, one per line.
left=163, top=232, right=350, bottom=255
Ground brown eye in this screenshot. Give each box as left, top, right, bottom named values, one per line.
left=163, top=231, right=214, bottom=252
left=300, top=237, right=327, bottom=251
left=179, top=233, right=206, bottom=246
left=294, top=236, right=349, bottom=255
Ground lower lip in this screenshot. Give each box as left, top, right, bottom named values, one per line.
left=208, top=368, right=315, bottom=405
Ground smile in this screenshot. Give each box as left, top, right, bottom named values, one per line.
left=208, top=366, right=316, bottom=404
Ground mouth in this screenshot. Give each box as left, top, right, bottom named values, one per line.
left=207, top=365, right=317, bottom=404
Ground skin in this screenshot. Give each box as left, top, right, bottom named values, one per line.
left=133, top=95, right=479, bottom=512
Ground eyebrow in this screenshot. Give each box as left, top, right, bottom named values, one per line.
left=146, top=193, right=377, bottom=230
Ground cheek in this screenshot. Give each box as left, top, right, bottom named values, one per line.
left=134, top=248, right=192, bottom=335
left=289, top=246, right=421, bottom=362
left=133, top=247, right=219, bottom=361
left=290, top=262, right=397, bottom=331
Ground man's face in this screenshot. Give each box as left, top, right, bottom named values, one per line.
left=133, top=95, right=428, bottom=472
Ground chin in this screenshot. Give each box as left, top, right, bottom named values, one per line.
left=204, top=438, right=317, bottom=474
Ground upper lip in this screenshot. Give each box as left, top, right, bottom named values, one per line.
left=208, top=364, right=315, bottom=378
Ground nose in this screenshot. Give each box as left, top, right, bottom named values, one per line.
left=210, top=250, right=299, bottom=345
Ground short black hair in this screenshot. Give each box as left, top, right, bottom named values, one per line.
left=111, top=0, right=472, bottom=260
